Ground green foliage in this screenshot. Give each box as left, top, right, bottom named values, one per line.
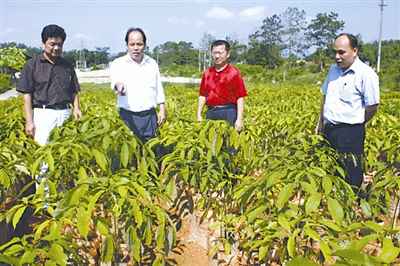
left=1, top=82, right=400, bottom=265
left=0, top=73, right=11, bottom=94
left=0, top=46, right=27, bottom=71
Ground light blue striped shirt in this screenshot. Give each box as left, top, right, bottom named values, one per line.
left=321, top=57, right=380, bottom=125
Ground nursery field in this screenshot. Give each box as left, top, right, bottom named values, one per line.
left=0, top=83, right=400, bottom=265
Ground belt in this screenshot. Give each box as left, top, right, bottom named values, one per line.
left=120, top=107, right=156, bottom=117
left=324, top=122, right=364, bottom=129
left=207, top=104, right=237, bottom=110
left=33, top=103, right=70, bottom=110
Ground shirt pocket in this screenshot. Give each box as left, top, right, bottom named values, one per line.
left=338, top=78, right=356, bottom=104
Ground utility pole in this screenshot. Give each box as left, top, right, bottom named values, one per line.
left=377, top=0, right=386, bottom=73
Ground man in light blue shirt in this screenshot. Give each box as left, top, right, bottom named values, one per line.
left=316, top=33, right=380, bottom=189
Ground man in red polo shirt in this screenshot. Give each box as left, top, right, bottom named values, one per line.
left=197, top=40, right=248, bottom=131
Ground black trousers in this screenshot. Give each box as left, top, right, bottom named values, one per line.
left=206, top=104, right=237, bottom=126
left=119, top=108, right=158, bottom=143
left=324, top=123, right=365, bottom=188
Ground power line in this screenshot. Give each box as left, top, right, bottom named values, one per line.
left=376, top=0, right=387, bottom=73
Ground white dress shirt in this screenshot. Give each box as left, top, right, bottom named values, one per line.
left=110, top=54, right=165, bottom=112
left=321, top=57, right=380, bottom=125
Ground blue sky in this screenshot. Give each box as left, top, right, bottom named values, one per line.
left=1, top=0, right=399, bottom=54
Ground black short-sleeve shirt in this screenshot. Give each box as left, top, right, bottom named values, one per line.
left=17, top=54, right=80, bottom=106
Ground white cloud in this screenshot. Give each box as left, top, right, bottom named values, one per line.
left=239, top=6, right=266, bottom=21
left=206, top=7, right=234, bottom=20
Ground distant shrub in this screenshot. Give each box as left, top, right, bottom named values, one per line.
left=0, top=73, right=11, bottom=94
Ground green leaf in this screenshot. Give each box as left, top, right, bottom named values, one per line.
left=304, top=227, right=320, bottom=240
left=77, top=208, right=91, bottom=238
left=46, top=151, right=55, bottom=172
left=360, top=199, right=372, bottom=217
left=128, top=227, right=141, bottom=262
left=19, top=250, right=35, bottom=265
left=364, top=221, right=383, bottom=233
left=12, top=205, right=27, bottom=229
left=77, top=167, right=88, bottom=184
left=287, top=257, right=319, bottom=266
left=96, top=219, right=109, bottom=236
left=305, top=193, right=321, bottom=215
left=247, top=205, right=267, bottom=223
left=34, top=220, right=51, bottom=241
left=93, top=148, right=108, bottom=172
left=130, top=199, right=143, bottom=227
left=156, top=224, right=165, bottom=251
left=379, top=237, right=400, bottom=263
left=322, top=176, right=332, bottom=195
left=259, top=246, right=268, bottom=261
left=319, top=240, right=332, bottom=262
left=132, top=182, right=151, bottom=203
left=327, top=197, right=344, bottom=224
left=49, top=243, right=67, bottom=266
left=277, top=183, right=295, bottom=209
left=102, top=235, right=114, bottom=262
left=287, top=229, right=300, bottom=257
left=120, top=142, right=129, bottom=168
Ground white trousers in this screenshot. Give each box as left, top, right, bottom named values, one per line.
left=33, top=108, right=71, bottom=146
left=33, top=108, right=71, bottom=205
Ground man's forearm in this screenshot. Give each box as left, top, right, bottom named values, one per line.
left=73, top=94, right=80, bottom=109
left=23, top=94, right=33, bottom=124
left=365, top=104, right=378, bottom=123
left=197, top=96, right=206, bottom=120
left=236, top=97, right=244, bottom=121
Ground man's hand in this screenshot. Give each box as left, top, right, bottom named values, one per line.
left=73, top=106, right=82, bottom=120
left=197, top=114, right=203, bottom=122
left=315, top=123, right=324, bottom=135
left=235, top=118, right=243, bottom=132
left=25, top=121, right=35, bottom=138
left=114, top=82, right=126, bottom=96
left=157, top=104, right=166, bottom=125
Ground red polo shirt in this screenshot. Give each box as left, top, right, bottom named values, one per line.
left=199, top=64, right=247, bottom=106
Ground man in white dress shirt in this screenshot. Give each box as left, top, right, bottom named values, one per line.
left=110, top=27, right=166, bottom=142
left=316, top=33, right=380, bottom=189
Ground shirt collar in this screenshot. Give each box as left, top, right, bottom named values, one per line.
left=341, top=57, right=361, bottom=75
left=212, top=63, right=230, bottom=73
left=125, top=53, right=150, bottom=65
left=39, top=53, right=63, bottom=65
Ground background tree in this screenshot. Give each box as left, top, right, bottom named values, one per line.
left=281, top=7, right=308, bottom=59
left=153, top=41, right=197, bottom=67
left=306, top=12, right=345, bottom=70
left=225, top=35, right=247, bottom=64
left=246, top=14, right=284, bottom=68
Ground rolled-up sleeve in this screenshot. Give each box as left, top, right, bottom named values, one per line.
left=362, top=72, right=380, bottom=106
left=110, top=60, right=121, bottom=90
left=16, top=61, right=34, bottom=94
left=155, top=64, right=165, bottom=104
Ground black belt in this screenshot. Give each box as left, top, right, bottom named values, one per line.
left=120, top=107, right=156, bottom=117
left=325, top=122, right=364, bottom=129
left=33, top=103, right=70, bottom=110
left=207, top=104, right=237, bottom=110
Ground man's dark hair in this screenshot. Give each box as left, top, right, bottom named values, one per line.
left=41, top=24, right=66, bottom=43
left=211, top=40, right=230, bottom=51
left=336, top=33, right=359, bottom=49
left=125, top=27, right=147, bottom=45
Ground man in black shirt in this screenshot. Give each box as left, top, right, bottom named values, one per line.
left=17, top=24, right=81, bottom=145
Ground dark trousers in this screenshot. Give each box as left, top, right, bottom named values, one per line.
left=324, top=123, right=365, bottom=188
left=119, top=108, right=158, bottom=143
left=206, top=104, right=237, bottom=126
